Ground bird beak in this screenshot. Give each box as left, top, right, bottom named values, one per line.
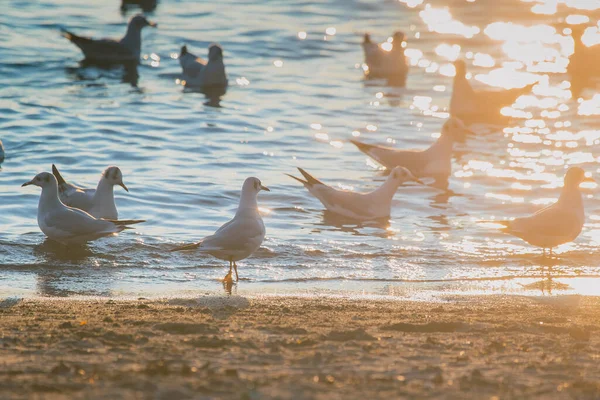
left=260, top=184, right=270, bottom=192
left=21, top=180, right=33, bottom=187
left=148, top=21, right=157, bottom=28
left=584, top=176, right=596, bottom=183
left=119, top=182, right=129, bottom=192
left=413, top=177, right=425, bottom=185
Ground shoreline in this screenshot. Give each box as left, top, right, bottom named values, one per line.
left=1, top=295, right=599, bottom=399
left=3, top=273, right=600, bottom=300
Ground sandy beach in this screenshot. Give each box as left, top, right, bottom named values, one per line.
left=0, top=295, right=599, bottom=399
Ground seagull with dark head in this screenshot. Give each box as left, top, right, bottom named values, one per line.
left=179, top=43, right=228, bottom=89
left=361, top=31, right=409, bottom=84
left=61, top=14, right=156, bottom=64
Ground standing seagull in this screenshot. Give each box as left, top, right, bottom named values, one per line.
left=286, top=166, right=421, bottom=221
left=52, top=165, right=129, bottom=220
left=450, top=60, right=535, bottom=122
left=171, top=177, right=269, bottom=282
left=497, top=167, right=593, bottom=255
left=350, top=117, right=472, bottom=187
left=61, top=14, right=156, bottom=64
left=22, top=172, right=144, bottom=245
left=179, top=44, right=228, bottom=89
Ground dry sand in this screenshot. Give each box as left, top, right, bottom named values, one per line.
left=0, top=294, right=599, bottom=399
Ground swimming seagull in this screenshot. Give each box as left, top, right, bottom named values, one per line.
left=350, top=117, right=473, bottom=187
left=362, top=31, right=408, bottom=84
left=286, top=166, right=421, bottom=221
left=450, top=60, right=535, bottom=122
left=179, top=44, right=228, bottom=89
left=567, top=25, right=600, bottom=95
left=52, top=165, right=128, bottom=220
left=171, top=177, right=269, bottom=282
left=0, top=140, right=4, bottom=164
left=496, top=167, right=594, bottom=255
left=568, top=25, right=600, bottom=78
left=60, top=14, right=156, bottom=64
left=22, top=172, right=144, bottom=245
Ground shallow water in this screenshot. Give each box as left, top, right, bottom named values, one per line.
left=1, top=0, right=600, bottom=298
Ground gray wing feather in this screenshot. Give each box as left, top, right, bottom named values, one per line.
left=45, top=208, right=113, bottom=235
left=203, top=216, right=264, bottom=252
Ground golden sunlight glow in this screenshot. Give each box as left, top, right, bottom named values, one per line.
left=419, top=5, right=480, bottom=38
left=434, top=44, right=461, bottom=61
left=578, top=95, right=600, bottom=116
left=398, top=0, right=424, bottom=8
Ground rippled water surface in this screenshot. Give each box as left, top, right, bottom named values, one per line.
left=1, top=0, right=600, bottom=298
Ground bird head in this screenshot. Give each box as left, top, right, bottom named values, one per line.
left=22, top=172, right=56, bottom=189
left=102, top=166, right=128, bottom=192
left=441, top=117, right=474, bottom=142
left=453, top=59, right=467, bottom=77
left=130, top=14, right=157, bottom=29
left=208, top=44, right=224, bottom=61
left=388, top=166, right=423, bottom=186
left=392, top=31, right=406, bottom=43
left=243, top=177, right=270, bottom=194
left=564, top=167, right=595, bottom=187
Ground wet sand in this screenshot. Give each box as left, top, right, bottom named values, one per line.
left=1, top=295, right=599, bottom=399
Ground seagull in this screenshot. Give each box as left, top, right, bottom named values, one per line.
left=450, top=60, right=535, bottom=122
left=567, top=25, right=600, bottom=95
left=496, top=167, right=594, bottom=255
left=52, top=165, right=128, bottom=220
left=362, top=31, right=408, bottom=84
left=568, top=25, right=600, bottom=79
left=22, top=172, right=144, bottom=245
left=179, top=44, right=228, bottom=89
left=350, top=117, right=473, bottom=187
left=0, top=140, right=4, bottom=164
left=286, top=166, right=421, bottom=221
left=171, top=177, right=269, bottom=282
left=61, top=14, right=156, bottom=64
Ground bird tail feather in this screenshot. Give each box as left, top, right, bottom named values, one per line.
left=52, top=164, right=67, bottom=186
left=285, top=173, right=308, bottom=185
left=349, top=139, right=377, bottom=153
left=105, top=219, right=146, bottom=226
left=170, top=242, right=202, bottom=252
left=297, top=168, right=323, bottom=186
left=60, top=28, right=75, bottom=41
